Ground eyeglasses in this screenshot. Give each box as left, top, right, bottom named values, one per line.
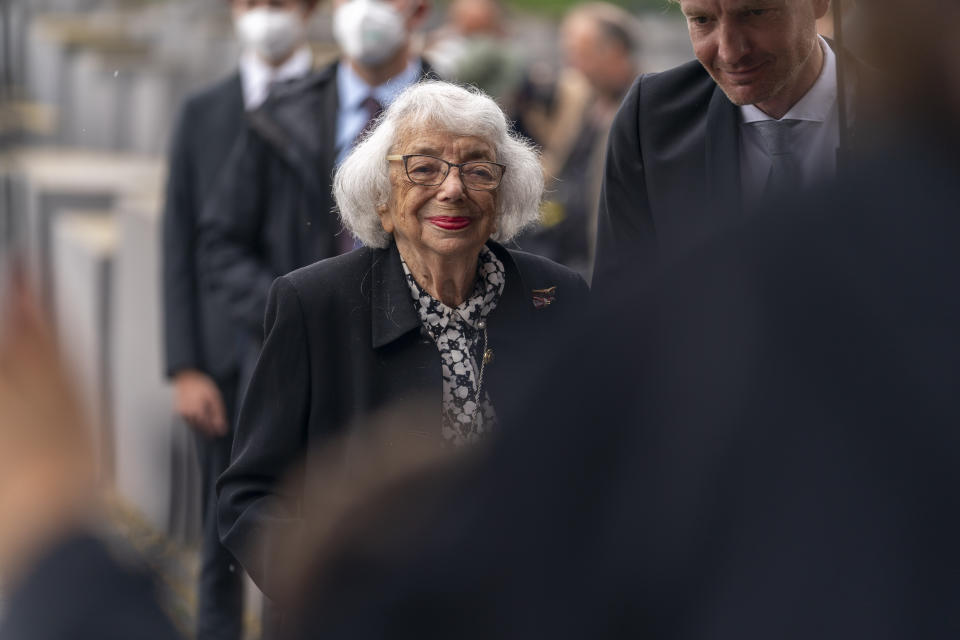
left=386, top=154, right=506, bottom=191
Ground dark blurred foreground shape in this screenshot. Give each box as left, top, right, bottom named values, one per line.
left=282, top=1, right=960, bottom=636
left=0, top=275, right=179, bottom=640
left=288, top=144, right=960, bottom=640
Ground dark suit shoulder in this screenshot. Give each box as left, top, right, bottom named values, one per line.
left=501, top=247, right=589, bottom=308
left=171, top=73, right=244, bottom=153
left=247, top=62, right=339, bottom=161
left=180, top=72, right=242, bottom=115
left=259, top=62, right=337, bottom=126
left=505, top=248, right=582, bottom=284
left=639, top=59, right=717, bottom=114
left=282, top=247, right=376, bottom=302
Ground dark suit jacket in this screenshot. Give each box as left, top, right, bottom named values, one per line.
left=593, top=46, right=871, bottom=285
left=198, top=60, right=435, bottom=344
left=162, top=73, right=245, bottom=379
left=217, top=240, right=588, bottom=599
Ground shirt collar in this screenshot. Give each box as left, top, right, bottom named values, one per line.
left=401, top=245, right=505, bottom=334
left=740, top=35, right=837, bottom=124
left=337, top=57, right=422, bottom=112
left=239, top=46, right=314, bottom=110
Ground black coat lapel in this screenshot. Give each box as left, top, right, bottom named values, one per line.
left=245, top=63, right=338, bottom=201
left=370, top=243, right=422, bottom=349
left=705, top=85, right=742, bottom=213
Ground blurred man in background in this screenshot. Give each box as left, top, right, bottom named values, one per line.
left=162, top=1, right=318, bottom=638
left=423, top=0, right=525, bottom=106
left=517, top=2, right=638, bottom=278
left=593, top=0, right=871, bottom=284
left=197, top=0, right=432, bottom=398
left=198, top=0, right=432, bottom=611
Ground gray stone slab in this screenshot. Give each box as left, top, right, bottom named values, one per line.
left=0, top=174, right=12, bottom=254
left=65, top=49, right=154, bottom=151
left=5, top=147, right=162, bottom=304
left=0, top=172, right=27, bottom=256
left=109, top=191, right=180, bottom=534
left=127, top=64, right=190, bottom=156
left=25, top=17, right=71, bottom=110
left=51, top=210, right=116, bottom=479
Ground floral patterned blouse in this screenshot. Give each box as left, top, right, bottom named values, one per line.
left=400, top=246, right=505, bottom=446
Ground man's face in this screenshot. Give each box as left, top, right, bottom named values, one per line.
left=562, top=17, right=623, bottom=96
left=563, top=18, right=604, bottom=81
left=679, top=0, right=829, bottom=117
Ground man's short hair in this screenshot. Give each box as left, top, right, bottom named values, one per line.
left=565, top=3, right=639, bottom=55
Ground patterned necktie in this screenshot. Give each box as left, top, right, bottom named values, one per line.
left=751, top=119, right=802, bottom=198
left=357, top=95, right=384, bottom=142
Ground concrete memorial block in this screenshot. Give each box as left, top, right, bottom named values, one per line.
left=63, top=49, right=120, bottom=149
left=63, top=43, right=150, bottom=150
left=109, top=189, right=199, bottom=537
left=51, top=211, right=116, bottom=479
left=26, top=13, right=148, bottom=146
left=0, top=173, right=13, bottom=254
left=128, top=67, right=183, bottom=156
left=0, top=170, right=28, bottom=256
left=5, top=147, right=162, bottom=306
left=25, top=16, right=72, bottom=112
left=2, top=0, right=31, bottom=91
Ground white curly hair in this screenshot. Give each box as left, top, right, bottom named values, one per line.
left=333, top=81, right=544, bottom=248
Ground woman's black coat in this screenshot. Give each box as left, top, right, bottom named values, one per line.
left=217, top=240, right=588, bottom=598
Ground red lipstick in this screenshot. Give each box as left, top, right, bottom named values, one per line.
left=429, top=216, right=472, bottom=230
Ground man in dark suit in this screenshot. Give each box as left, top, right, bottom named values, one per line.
left=198, top=0, right=434, bottom=388
left=161, top=1, right=318, bottom=638
left=593, top=0, right=867, bottom=283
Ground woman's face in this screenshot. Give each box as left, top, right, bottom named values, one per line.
left=380, top=129, right=499, bottom=262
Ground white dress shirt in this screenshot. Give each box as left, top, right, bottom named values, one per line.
left=238, top=46, right=314, bottom=111
left=334, top=58, right=422, bottom=164
left=739, top=36, right=839, bottom=206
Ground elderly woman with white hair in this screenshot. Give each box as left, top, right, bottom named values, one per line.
left=217, top=81, right=588, bottom=598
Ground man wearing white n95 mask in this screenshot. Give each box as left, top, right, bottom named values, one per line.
left=233, top=0, right=319, bottom=109
left=161, top=2, right=319, bottom=639
left=197, top=0, right=434, bottom=610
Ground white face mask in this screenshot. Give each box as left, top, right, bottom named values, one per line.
left=332, top=0, right=409, bottom=67
left=235, top=7, right=306, bottom=65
